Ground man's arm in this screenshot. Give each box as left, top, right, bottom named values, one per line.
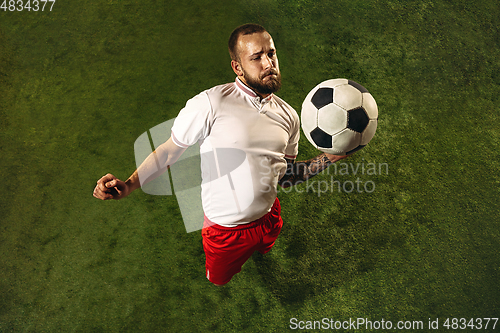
left=93, top=138, right=186, bottom=200
left=278, top=153, right=349, bottom=188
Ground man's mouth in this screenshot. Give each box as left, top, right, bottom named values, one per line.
left=262, top=72, right=277, bottom=80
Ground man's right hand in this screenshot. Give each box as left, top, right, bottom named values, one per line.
left=93, top=173, right=131, bottom=200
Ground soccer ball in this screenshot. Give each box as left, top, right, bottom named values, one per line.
left=301, top=79, right=378, bottom=155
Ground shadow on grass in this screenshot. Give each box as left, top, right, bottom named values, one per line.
left=251, top=253, right=315, bottom=307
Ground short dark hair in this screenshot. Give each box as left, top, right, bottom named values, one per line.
left=228, top=24, right=267, bottom=61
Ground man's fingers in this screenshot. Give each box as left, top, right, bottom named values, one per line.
left=97, top=174, right=115, bottom=190
left=93, top=185, right=113, bottom=200
left=97, top=181, right=107, bottom=192
left=104, top=180, right=125, bottom=194
left=105, top=180, right=116, bottom=188
left=112, top=179, right=127, bottom=191
left=325, top=153, right=351, bottom=163
left=98, top=173, right=115, bottom=184
left=94, top=174, right=121, bottom=200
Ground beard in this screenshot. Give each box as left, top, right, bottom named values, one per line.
left=242, top=68, right=282, bottom=95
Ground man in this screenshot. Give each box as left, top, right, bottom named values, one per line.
left=93, top=24, right=348, bottom=286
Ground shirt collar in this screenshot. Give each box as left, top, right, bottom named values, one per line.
left=235, top=77, right=273, bottom=104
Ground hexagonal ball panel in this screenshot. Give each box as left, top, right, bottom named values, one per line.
left=317, top=103, right=347, bottom=136
left=311, top=87, right=334, bottom=109
left=333, top=84, right=362, bottom=110
left=347, top=107, right=369, bottom=133
left=310, top=127, right=333, bottom=148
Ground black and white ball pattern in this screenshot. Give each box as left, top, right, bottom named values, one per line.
left=301, top=79, right=378, bottom=155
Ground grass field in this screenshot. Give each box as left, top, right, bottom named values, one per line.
left=1, top=0, right=499, bottom=332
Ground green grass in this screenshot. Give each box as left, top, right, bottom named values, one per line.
left=1, top=0, right=499, bottom=332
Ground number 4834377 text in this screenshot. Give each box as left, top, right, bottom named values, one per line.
left=1, top=0, right=56, bottom=11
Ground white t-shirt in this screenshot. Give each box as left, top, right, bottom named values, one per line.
left=171, top=78, right=299, bottom=227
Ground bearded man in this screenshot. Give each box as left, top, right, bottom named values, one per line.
left=93, top=24, right=348, bottom=286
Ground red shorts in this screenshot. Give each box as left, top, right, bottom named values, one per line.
left=202, top=197, right=283, bottom=285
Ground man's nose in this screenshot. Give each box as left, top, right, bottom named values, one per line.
left=262, top=55, right=274, bottom=69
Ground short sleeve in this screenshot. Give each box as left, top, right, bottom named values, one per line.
left=284, top=111, right=300, bottom=160
left=171, top=92, right=213, bottom=148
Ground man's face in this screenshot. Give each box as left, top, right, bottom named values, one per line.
left=232, top=32, right=281, bottom=97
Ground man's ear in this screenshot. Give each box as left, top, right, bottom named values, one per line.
left=231, top=60, right=243, bottom=77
